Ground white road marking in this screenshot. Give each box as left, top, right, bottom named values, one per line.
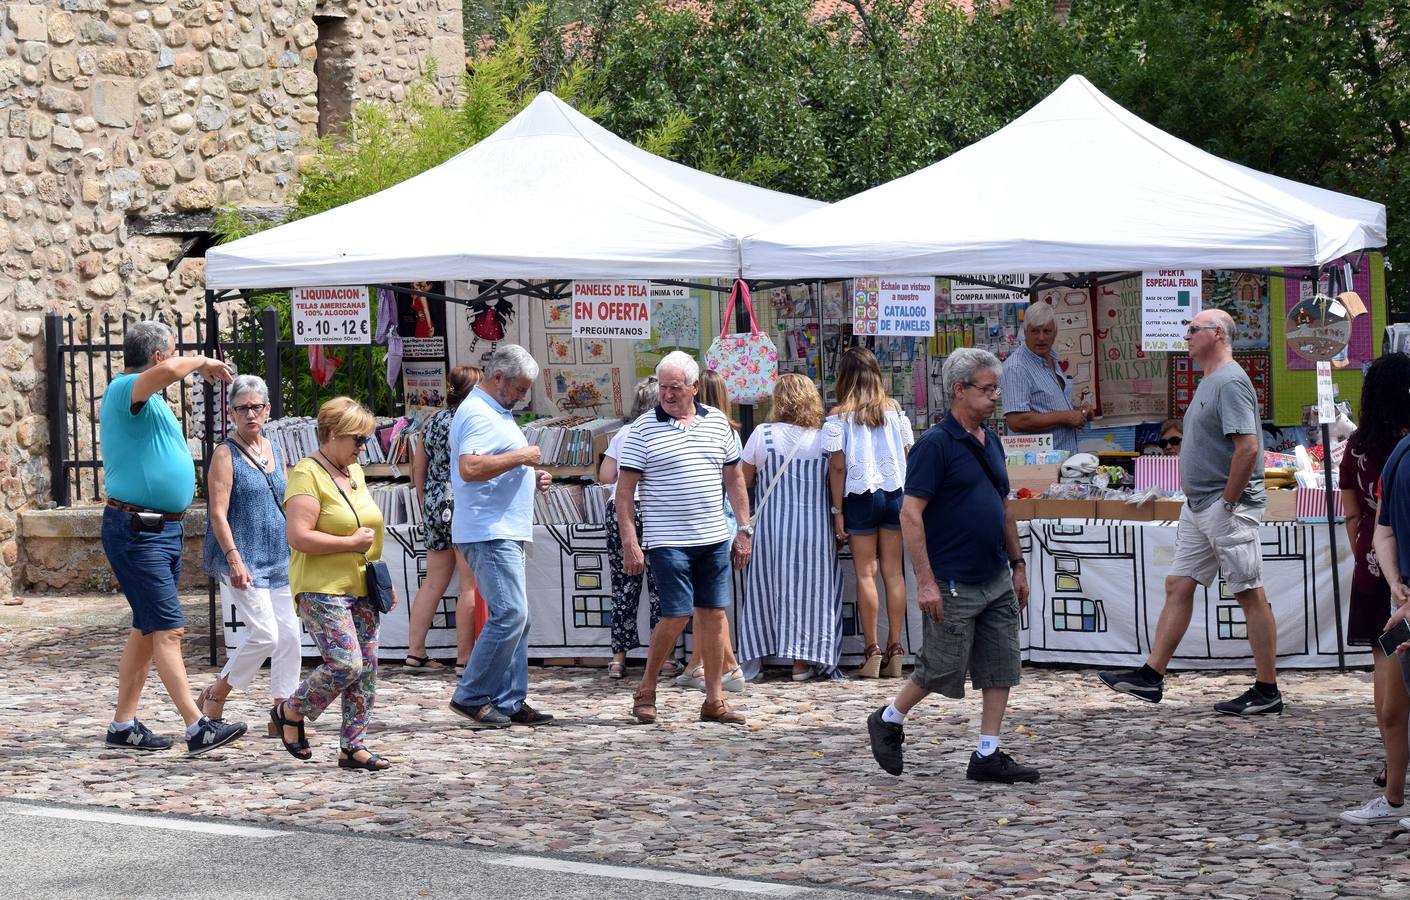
left=484, top=854, right=808, bottom=895
left=4, top=803, right=281, bottom=837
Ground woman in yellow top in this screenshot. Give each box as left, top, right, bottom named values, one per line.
left=271, top=397, right=396, bottom=771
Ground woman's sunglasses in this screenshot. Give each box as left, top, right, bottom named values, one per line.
left=1158, top=436, right=1182, bottom=449
left=352, top=434, right=372, bottom=449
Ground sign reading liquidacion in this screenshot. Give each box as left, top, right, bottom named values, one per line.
left=571, top=281, right=652, bottom=339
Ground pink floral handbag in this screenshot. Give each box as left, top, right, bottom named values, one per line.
left=705, top=280, right=778, bottom=405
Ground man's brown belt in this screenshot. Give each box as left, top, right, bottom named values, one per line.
left=106, top=498, right=184, bottom=521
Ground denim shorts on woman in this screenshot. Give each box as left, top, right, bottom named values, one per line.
left=646, top=540, right=732, bottom=618
left=842, top=488, right=904, bottom=535
left=100, top=504, right=186, bottom=634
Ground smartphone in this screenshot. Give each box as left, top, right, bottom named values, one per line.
left=1378, top=619, right=1410, bottom=656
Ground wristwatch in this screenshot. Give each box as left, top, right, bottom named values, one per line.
left=1009, top=558, right=1025, bottom=570
left=738, top=523, right=755, bottom=537
left=1221, top=499, right=1237, bottom=513
left=830, top=505, right=842, bottom=515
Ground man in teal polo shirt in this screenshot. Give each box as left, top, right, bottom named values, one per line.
left=100, top=320, right=247, bottom=756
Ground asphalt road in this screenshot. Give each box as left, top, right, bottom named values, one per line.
left=0, top=800, right=873, bottom=900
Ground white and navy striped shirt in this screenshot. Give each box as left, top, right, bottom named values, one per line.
left=617, top=402, right=739, bottom=549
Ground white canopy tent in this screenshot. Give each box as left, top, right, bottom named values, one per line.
left=205, top=92, right=823, bottom=290
left=741, top=75, right=1386, bottom=278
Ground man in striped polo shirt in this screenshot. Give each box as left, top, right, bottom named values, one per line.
left=617, top=351, right=753, bottom=725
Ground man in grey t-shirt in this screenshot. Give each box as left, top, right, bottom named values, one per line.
left=1099, top=309, right=1282, bottom=717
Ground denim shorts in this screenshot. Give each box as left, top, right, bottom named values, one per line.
left=646, top=540, right=732, bottom=618
left=842, top=488, right=903, bottom=535
left=100, top=505, right=186, bottom=634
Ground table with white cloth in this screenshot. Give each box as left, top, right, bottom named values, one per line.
left=222, top=519, right=1366, bottom=669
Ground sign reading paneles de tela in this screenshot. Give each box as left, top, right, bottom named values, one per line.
left=1141, top=269, right=1202, bottom=351
left=571, top=281, right=652, bottom=339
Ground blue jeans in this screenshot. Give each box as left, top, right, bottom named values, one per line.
left=452, top=539, right=529, bottom=716
left=647, top=540, right=732, bottom=619
left=100, top=505, right=185, bottom=634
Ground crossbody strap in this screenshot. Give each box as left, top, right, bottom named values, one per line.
left=309, top=454, right=368, bottom=562
left=229, top=437, right=285, bottom=519
left=752, top=428, right=809, bottom=520
left=958, top=433, right=1008, bottom=501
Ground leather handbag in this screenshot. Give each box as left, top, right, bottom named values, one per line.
left=705, top=280, right=778, bottom=405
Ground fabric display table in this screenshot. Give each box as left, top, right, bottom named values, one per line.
left=222, top=519, right=1364, bottom=669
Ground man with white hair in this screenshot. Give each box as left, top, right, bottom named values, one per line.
left=1098, top=308, right=1280, bottom=716
left=448, top=344, right=556, bottom=729
left=1001, top=301, right=1092, bottom=455
left=617, top=351, right=753, bottom=725
left=867, top=348, right=1039, bottom=783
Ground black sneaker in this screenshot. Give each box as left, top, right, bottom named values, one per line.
left=1214, top=685, right=1284, bottom=717
left=186, top=718, right=248, bottom=756
left=104, top=719, right=172, bottom=752
left=1097, top=667, right=1163, bottom=703
left=866, top=707, right=904, bottom=776
left=449, top=700, right=511, bottom=729
left=966, top=750, right=1041, bottom=784
left=509, top=702, right=555, bottom=726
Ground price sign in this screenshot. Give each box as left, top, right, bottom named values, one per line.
left=291, top=286, right=372, bottom=346
left=1316, top=361, right=1336, bottom=424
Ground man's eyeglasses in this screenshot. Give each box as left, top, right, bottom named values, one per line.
left=233, top=403, right=269, bottom=416
left=965, top=382, right=1001, bottom=398
left=1185, top=324, right=1220, bottom=336
left=1158, top=436, right=1182, bottom=449
left=352, top=434, right=372, bottom=449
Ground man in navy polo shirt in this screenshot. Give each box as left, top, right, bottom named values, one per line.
left=866, top=347, right=1038, bottom=783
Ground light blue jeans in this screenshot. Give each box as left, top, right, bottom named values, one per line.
left=452, top=539, right=529, bottom=716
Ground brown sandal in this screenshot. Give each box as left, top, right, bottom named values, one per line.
left=196, top=683, right=226, bottom=721
left=881, top=643, right=905, bottom=678
left=632, top=689, right=657, bottom=724
left=857, top=643, right=883, bottom=678
left=700, top=698, right=746, bottom=724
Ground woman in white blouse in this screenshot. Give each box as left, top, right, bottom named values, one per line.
left=824, top=347, right=914, bottom=678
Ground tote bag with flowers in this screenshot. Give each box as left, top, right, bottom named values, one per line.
left=705, top=280, right=778, bottom=405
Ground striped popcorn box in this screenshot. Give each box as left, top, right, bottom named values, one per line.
left=1135, top=457, right=1181, bottom=492
left=1295, top=486, right=1345, bottom=522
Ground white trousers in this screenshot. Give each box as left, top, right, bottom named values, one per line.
left=219, top=579, right=302, bottom=698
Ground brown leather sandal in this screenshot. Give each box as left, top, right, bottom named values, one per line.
left=700, top=698, right=746, bottom=724
left=857, top=643, right=883, bottom=678
left=632, top=689, right=657, bottom=724
left=881, top=643, right=905, bottom=678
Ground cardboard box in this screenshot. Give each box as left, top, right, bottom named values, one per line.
left=1265, top=489, right=1297, bottom=521
left=1008, top=498, right=1036, bottom=521
left=1151, top=499, right=1184, bottom=521
left=1008, top=464, right=1061, bottom=497
left=1096, top=499, right=1153, bottom=521
left=1031, top=499, right=1096, bottom=520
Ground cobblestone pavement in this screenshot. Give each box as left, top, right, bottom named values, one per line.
left=3, top=596, right=1408, bottom=897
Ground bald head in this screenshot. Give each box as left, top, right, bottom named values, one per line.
left=1199, top=308, right=1236, bottom=346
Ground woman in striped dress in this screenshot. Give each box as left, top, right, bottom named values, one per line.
left=738, top=374, right=842, bottom=679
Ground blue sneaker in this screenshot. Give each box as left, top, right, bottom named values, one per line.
left=185, top=718, right=248, bottom=756
left=105, top=719, right=172, bottom=752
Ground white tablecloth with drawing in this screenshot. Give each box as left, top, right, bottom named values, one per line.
left=222, top=520, right=1365, bottom=669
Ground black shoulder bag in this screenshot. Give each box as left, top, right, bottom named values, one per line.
left=310, top=456, right=394, bottom=614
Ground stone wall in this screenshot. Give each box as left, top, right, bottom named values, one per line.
left=3, top=0, right=464, bottom=597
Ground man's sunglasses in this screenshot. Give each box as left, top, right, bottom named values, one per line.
left=1158, top=436, right=1182, bottom=449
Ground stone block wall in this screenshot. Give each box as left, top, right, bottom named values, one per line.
left=3, top=0, right=464, bottom=597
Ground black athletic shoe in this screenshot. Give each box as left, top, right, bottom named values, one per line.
left=185, top=718, right=248, bottom=756
left=509, top=703, right=555, bottom=726
left=867, top=707, right=904, bottom=776
left=966, top=750, right=1041, bottom=784
left=104, top=719, right=172, bottom=752
left=449, top=700, right=512, bottom=728
left=1097, top=667, right=1164, bottom=703
left=1214, top=685, right=1284, bottom=717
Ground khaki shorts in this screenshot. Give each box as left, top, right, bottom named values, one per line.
left=911, top=570, right=1021, bottom=699
left=1170, top=500, right=1264, bottom=593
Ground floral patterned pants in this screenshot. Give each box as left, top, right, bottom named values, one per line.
left=605, top=498, right=662, bottom=654
left=287, top=592, right=379, bottom=751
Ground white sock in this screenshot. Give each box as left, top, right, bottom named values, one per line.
left=109, top=719, right=134, bottom=731
left=882, top=704, right=907, bottom=725
left=186, top=717, right=209, bottom=737
left=977, top=735, right=1000, bottom=757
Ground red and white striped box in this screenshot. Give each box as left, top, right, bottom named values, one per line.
left=1295, top=486, right=1345, bottom=522
left=1135, top=457, right=1181, bottom=492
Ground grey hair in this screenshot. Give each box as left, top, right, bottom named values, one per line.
left=227, top=374, right=269, bottom=407
left=943, top=347, right=1002, bottom=399
left=656, top=350, right=700, bottom=385
left=484, top=343, right=540, bottom=381
left=1205, top=308, right=1237, bottom=345
left=1022, top=302, right=1056, bottom=332
left=124, top=319, right=172, bottom=369
left=628, top=377, right=661, bottom=421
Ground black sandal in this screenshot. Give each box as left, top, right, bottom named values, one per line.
left=270, top=702, right=312, bottom=761
left=402, top=654, right=447, bottom=673
left=338, top=748, right=391, bottom=771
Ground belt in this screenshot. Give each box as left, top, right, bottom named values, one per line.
left=107, top=498, right=184, bottom=521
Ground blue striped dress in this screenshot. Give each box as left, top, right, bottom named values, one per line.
left=738, top=423, right=842, bottom=670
